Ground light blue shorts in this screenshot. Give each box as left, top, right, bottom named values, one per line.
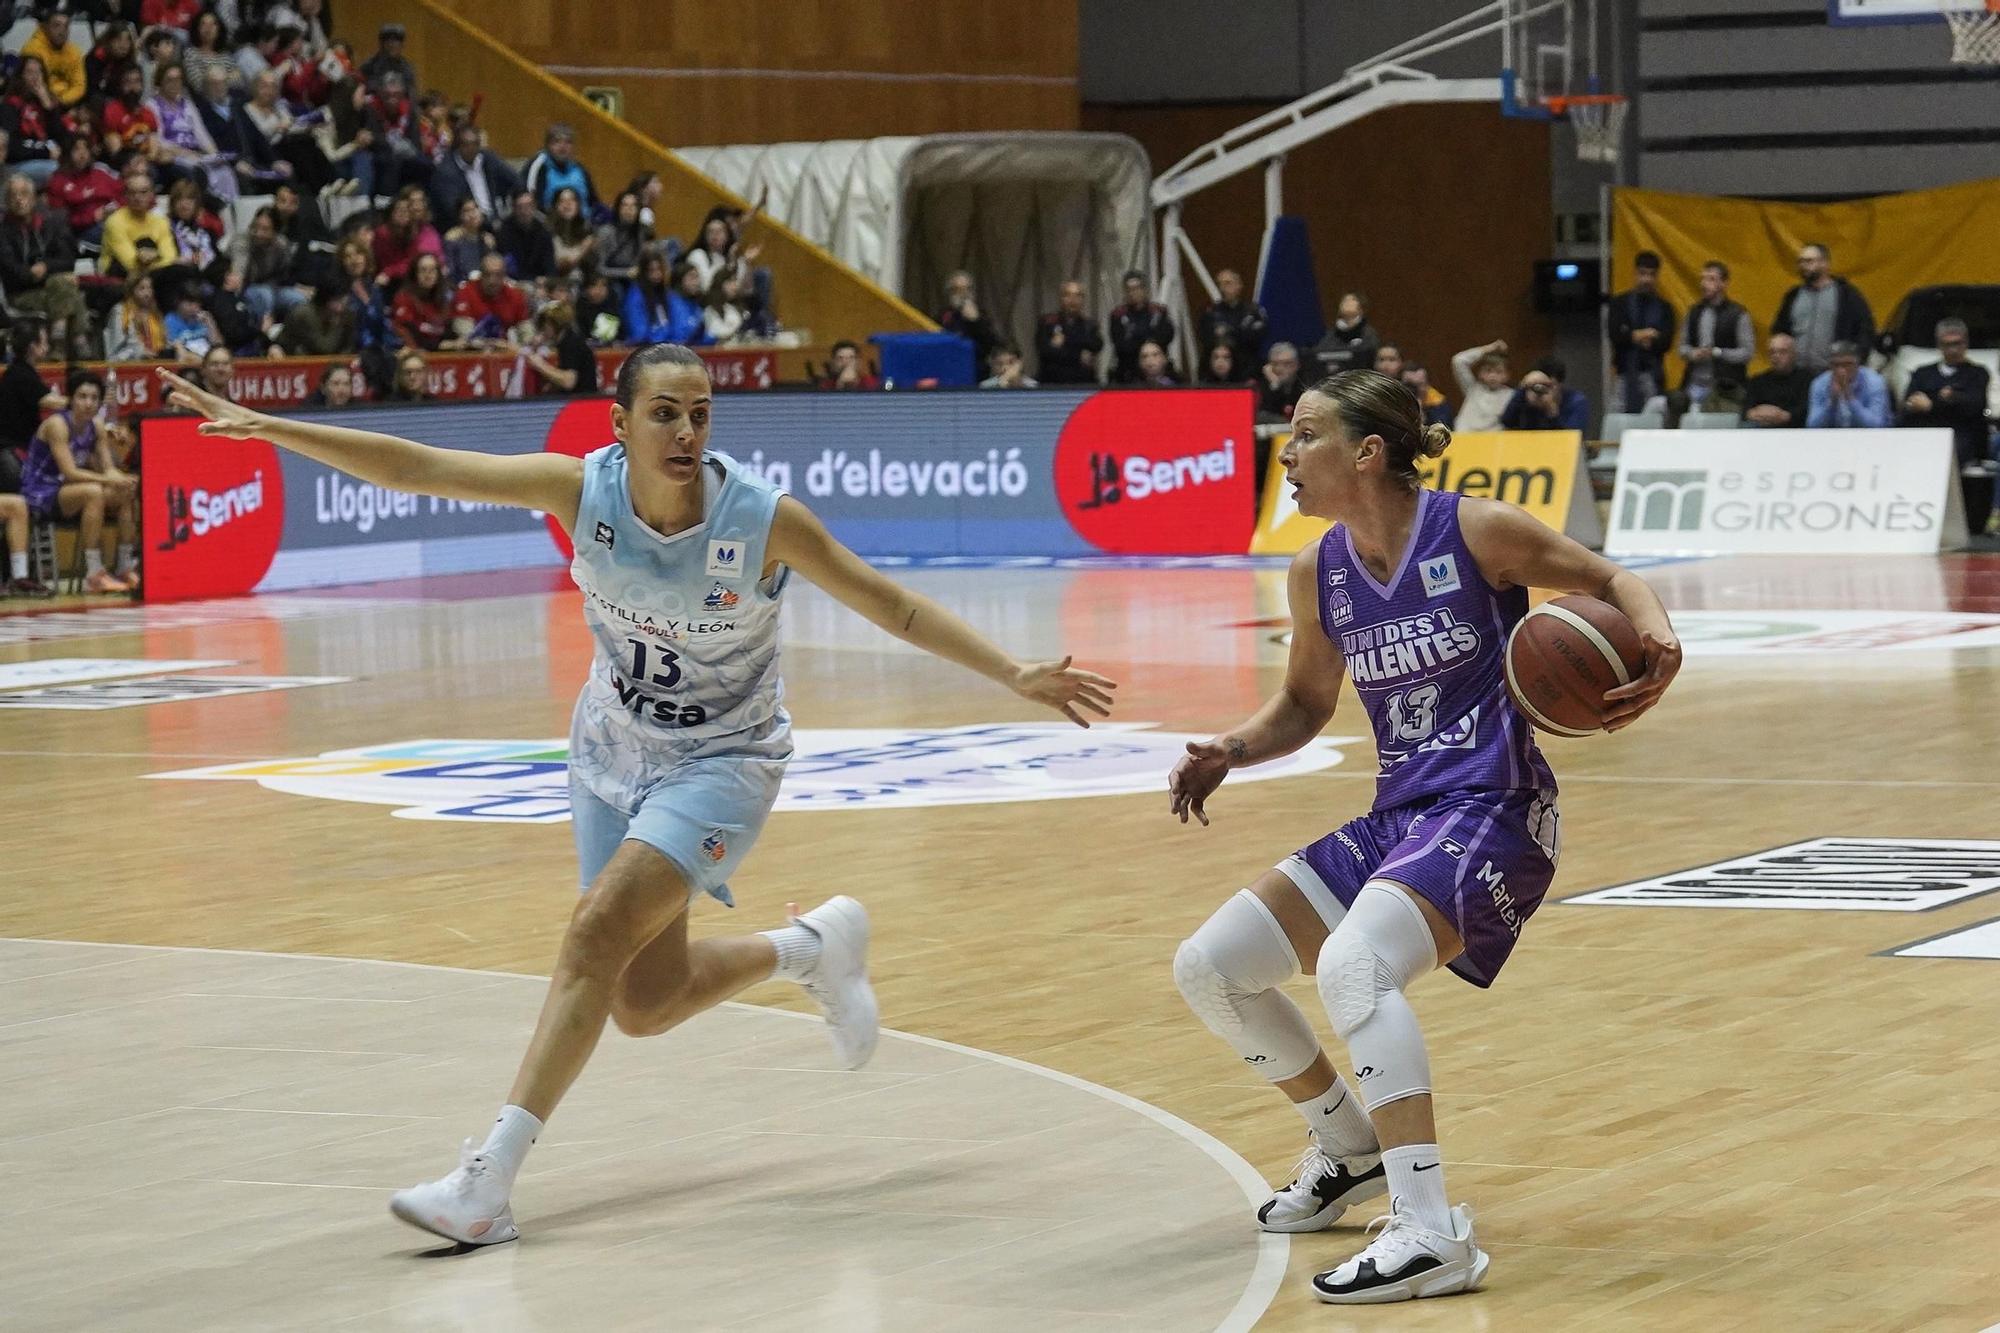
left=569, top=726, right=791, bottom=905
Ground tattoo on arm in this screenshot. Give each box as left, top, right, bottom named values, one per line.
left=1226, top=737, right=1248, bottom=764
left=901, top=606, right=917, bottom=633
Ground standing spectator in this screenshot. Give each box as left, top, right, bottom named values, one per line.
left=1450, top=339, right=1513, bottom=433
left=1806, top=341, right=1891, bottom=429
left=3, top=57, right=69, bottom=187
left=451, top=251, right=531, bottom=348
left=372, top=186, right=443, bottom=287
left=1743, top=333, right=1813, bottom=429
left=980, top=343, right=1037, bottom=389
left=23, top=7, right=87, bottom=108
left=818, top=339, right=879, bottom=391
left=1202, top=342, right=1252, bottom=386
left=1196, top=267, right=1267, bottom=359
left=1500, top=355, right=1591, bottom=432
left=496, top=189, right=555, bottom=286
left=548, top=186, right=596, bottom=282
left=105, top=271, right=168, bottom=361
left=1034, top=279, right=1101, bottom=385
left=431, top=122, right=519, bottom=223
left=101, top=168, right=176, bottom=279
left=389, top=252, right=458, bottom=350
left=594, top=190, right=650, bottom=286
left=1400, top=364, right=1455, bottom=429
left=524, top=123, right=599, bottom=211
left=86, top=23, right=141, bottom=104
left=231, top=206, right=307, bottom=324
left=388, top=348, right=431, bottom=402
left=1134, top=339, right=1177, bottom=387
left=1675, top=260, right=1754, bottom=416
left=361, top=23, right=418, bottom=94
left=305, top=361, right=355, bottom=408
left=1311, top=291, right=1381, bottom=377
left=936, top=269, right=1001, bottom=365
left=522, top=300, right=599, bottom=396
left=441, top=197, right=493, bottom=286
left=574, top=268, right=622, bottom=346
left=1608, top=251, right=1674, bottom=413
left=47, top=134, right=123, bottom=244
left=1257, top=341, right=1304, bottom=423
left=277, top=281, right=356, bottom=356
left=0, top=173, right=91, bottom=357
left=181, top=11, right=241, bottom=96
left=1773, top=242, right=1874, bottom=375
left=1898, top=318, right=1990, bottom=460
left=1108, top=269, right=1173, bottom=383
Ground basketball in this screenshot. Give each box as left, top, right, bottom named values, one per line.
left=1504, top=596, right=1647, bottom=736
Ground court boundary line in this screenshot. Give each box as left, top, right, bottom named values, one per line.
left=1875, top=912, right=2000, bottom=959
left=1, top=935, right=1287, bottom=1333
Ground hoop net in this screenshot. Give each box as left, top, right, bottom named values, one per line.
left=1545, top=95, right=1628, bottom=166
left=1943, top=0, right=2000, bottom=64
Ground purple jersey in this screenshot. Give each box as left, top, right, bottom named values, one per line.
left=20, top=411, right=93, bottom=518
left=1317, top=488, right=1553, bottom=811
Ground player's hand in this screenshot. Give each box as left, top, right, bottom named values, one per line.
left=1010, top=654, right=1117, bottom=728
left=156, top=369, right=265, bottom=438
left=1169, top=739, right=1234, bottom=826
left=1602, top=631, right=1681, bottom=732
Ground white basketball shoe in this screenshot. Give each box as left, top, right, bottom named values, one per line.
left=1258, top=1137, right=1387, bottom=1233
left=1311, top=1202, right=1489, bottom=1304
left=789, top=896, right=879, bottom=1070
left=388, top=1140, right=519, bottom=1246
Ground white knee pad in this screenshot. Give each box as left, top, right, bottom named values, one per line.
left=1316, top=883, right=1438, bottom=1111
left=1174, top=890, right=1320, bottom=1083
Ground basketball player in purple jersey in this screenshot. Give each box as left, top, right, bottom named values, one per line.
left=1169, top=370, right=1679, bottom=1304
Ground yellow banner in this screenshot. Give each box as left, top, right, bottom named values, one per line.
left=1251, top=431, right=1583, bottom=555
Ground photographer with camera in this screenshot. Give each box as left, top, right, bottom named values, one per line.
left=1500, top=355, right=1590, bottom=432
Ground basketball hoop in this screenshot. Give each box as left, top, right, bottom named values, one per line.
left=1943, top=0, right=2000, bottom=64
left=1544, top=93, right=1628, bottom=166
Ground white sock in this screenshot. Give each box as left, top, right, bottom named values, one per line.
left=85, top=549, right=104, bottom=576
left=115, top=543, right=135, bottom=573
left=476, top=1104, right=542, bottom=1188
left=1298, top=1076, right=1379, bottom=1159
left=8, top=552, right=25, bottom=580
left=1382, top=1142, right=1451, bottom=1234
left=761, top=921, right=823, bottom=982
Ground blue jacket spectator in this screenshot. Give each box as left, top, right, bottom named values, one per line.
left=1500, top=356, right=1591, bottom=432
left=622, top=257, right=710, bottom=346
left=1807, top=342, right=1892, bottom=429
left=524, top=123, right=599, bottom=211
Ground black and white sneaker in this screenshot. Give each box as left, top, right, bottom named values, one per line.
left=1311, top=1203, right=1489, bottom=1305
left=1256, top=1139, right=1387, bottom=1233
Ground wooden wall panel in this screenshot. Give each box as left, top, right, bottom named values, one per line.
left=1083, top=101, right=1556, bottom=390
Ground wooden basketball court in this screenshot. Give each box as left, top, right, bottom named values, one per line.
left=5, top=552, right=1998, bottom=1330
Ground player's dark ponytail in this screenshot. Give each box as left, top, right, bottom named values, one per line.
left=614, top=343, right=709, bottom=408
left=1310, top=368, right=1449, bottom=491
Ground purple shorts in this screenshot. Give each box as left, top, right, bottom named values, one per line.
left=1277, top=787, right=1560, bottom=989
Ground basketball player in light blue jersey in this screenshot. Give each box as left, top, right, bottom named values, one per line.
left=1167, top=371, right=1678, bottom=1304
left=158, top=351, right=1116, bottom=1248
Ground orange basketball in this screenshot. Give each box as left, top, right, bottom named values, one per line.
left=1504, top=595, right=1646, bottom=736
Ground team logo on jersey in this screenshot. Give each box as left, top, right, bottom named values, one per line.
left=702, top=830, right=728, bottom=863
left=593, top=521, right=616, bottom=549
left=1327, top=589, right=1354, bottom=627
left=1421, top=554, right=1461, bottom=598
left=706, top=540, right=741, bottom=578
left=704, top=582, right=741, bottom=610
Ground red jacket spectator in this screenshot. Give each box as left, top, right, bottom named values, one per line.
left=372, top=222, right=443, bottom=286
left=101, top=93, right=158, bottom=158
left=391, top=287, right=451, bottom=350
left=140, top=0, right=203, bottom=30
left=451, top=271, right=529, bottom=336
left=46, top=155, right=121, bottom=234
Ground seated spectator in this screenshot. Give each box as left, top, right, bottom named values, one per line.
left=1451, top=339, right=1512, bottom=433
left=980, top=343, right=1038, bottom=389
left=319, top=77, right=379, bottom=200
left=142, top=0, right=204, bottom=34
left=1401, top=363, right=1455, bottom=429
left=525, top=122, right=599, bottom=211
left=703, top=272, right=749, bottom=343
left=0, top=172, right=92, bottom=358
left=387, top=348, right=430, bottom=402
left=1257, top=341, right=1304, bottom=422
left=625, top=172, right=665, bottom=230
left=164, top=178, right=226, bottom=285
left=594, top=190, right=650, bottom=286
left=451, top=251, right=532, bottom=348
left=817, top=339, right=879, bottom=391
left=548, top=187, right=596, bottom=282
left=575, top=267, right=623, bottom=346
left=1372, top=343, right=1405, bottom=379
left=3, top=56, right=70, bottom=188
left=1134, top=339, right=1177, bottom=387
left=165, top=286, right=221, bottom=358
left=441, top=197, right=494, bottom=286
left=1608, top=250, right=1674, bottom=414
left=181, top=11, right=240, bottom=96
left=236, top=20, right=306, bottom=88
left=239, top=69, right=331, bottom=193
left=271, top=181, right=338, bottom=286
left=390, top=252, right=459, bottom=350
left=305, top=361, right=355, bottom=408
left=687, top=208, right=772, bottom=333
left=1312, top=292, right=1381, bottom=377
left=278, top=281, right=358, bottom=356
left=373, top=187, right=444, bottom=287
left=1774, top=242, right=1875, bottom=375
left=1900, top=317, right=1993, bottom=463
left=936, top=269, right=1001, bottom=365
left=23, top=7, right=87, bottom=108
left=1196, top=267, right=1267, bottom=359
left=198, top=345, right=236, bottom=399
left=415, top=91, right=453, bottom=163
left=361, top=23, right=418, bottom=94
left=148, top=64, right=234, bottom=201
left=365, top=71, right=430, bottom=197
left=1500, top=355, right=1590, bottom=431
left=1675, top=260, right=1754, bottom=417
left=496, top=189, right=555, bottom=286
left=102, top=64, right=162, bottom=166
left=1109, top=269, right=1173, bottom=383
left=522, top=300, right=599, bottom=396
left=1743, top=333, right=1813, bottom=428
left=667, top=262, right=712, bottom=345
left=431, top=121, right=520, bottom=225
left=105, top=271, right=169, bottom=361
left=46, top=135, right=123, bottom=244
left=1035, top=280, right=1101, bottom=385
left=337, top=236, right=399, bottom=351
left=87, top=22, right=141, bottom=104
left=20, top=370, right=137, bottom=592
left=138, top=26, right=184, bottom=96
left=231, top=206, right=308, bottom=325
left=1807, top=341, right=1892, bottom=429
left=1202, top=341, right=1252, bottom=386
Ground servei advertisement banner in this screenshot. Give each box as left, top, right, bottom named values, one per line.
left=1606, top=428, right=1965, bottom=557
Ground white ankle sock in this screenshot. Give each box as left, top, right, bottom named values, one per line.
left=8, top=552, right=25, bottom=581
left=115, top=543, right=134, bottom=573
left=85, top=550, right=105, bottom=576
left=760, top=922, right=822, bottom=982
left=478, top=1105, right=542, bottom=1187
left=1298, top=1077, right=1379, bottom=1159
left=1382, top=1142, right=1451, bottom=1233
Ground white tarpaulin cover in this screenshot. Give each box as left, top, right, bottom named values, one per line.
left=675, top=133, right=1153, bottom=374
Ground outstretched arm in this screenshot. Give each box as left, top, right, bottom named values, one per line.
left=158, top=368, right=585, bottom=532
left=766, top=495, right=1116, bottom=727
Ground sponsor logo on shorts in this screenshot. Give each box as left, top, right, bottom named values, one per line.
left=1420, top=554, right=1461, bottom=599
left=704, top=582, right=741, bottom=610
left=594, top=521, right=616, bottom=549
left=1333, top=829, right=1367, bottom=864
left=1478, top=862, right=1523, bottom=937
left=705, top=540, right=740, bottom=578
left=702, top=831, right=727, bottom=863
left=1564, top=838, right=2000, bottom=912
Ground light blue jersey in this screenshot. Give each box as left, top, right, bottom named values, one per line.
left=566, top=445, right=793, bottom=900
